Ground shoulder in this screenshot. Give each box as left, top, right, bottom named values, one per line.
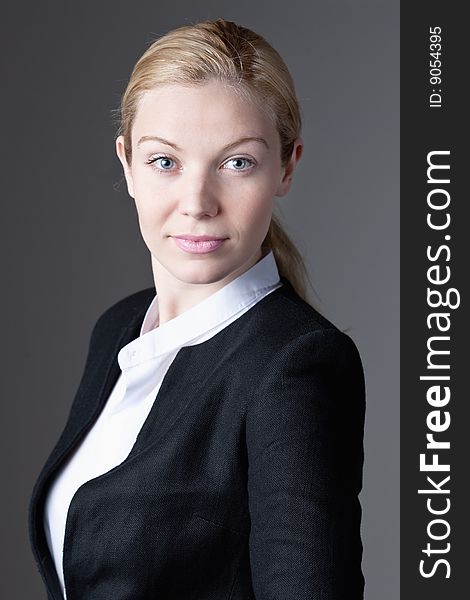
left=245, top=291, right=366, bottom=498
left=90, top=286, right=156, bottom=340
left=250, top=278, right=364, bottom=371
left=275, top=276, right=341, bottom=332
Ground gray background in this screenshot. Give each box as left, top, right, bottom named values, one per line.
left=1, top=1, right=399, bottom=598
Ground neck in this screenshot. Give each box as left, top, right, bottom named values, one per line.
left=150, top=249, right=264, bottom=326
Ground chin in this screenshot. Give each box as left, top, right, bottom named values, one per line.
left=160, top=255, right=219, bottom=278
left=177, top=265, right=234, bottom=286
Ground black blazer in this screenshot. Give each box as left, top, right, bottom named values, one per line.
left=29, top=276, right=366, bottom=600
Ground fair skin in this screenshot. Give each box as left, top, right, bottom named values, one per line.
left=116, top=79, right=303, bottom=325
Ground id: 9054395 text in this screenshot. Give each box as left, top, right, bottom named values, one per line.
left=429, top=26, right=442, bottom=108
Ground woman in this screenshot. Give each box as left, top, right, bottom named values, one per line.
left=29, top=18, right=366, bottom=600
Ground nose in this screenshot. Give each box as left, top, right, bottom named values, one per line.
left=178, top=169, right=220, bottom=218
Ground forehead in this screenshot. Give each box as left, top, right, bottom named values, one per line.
left=131, top=81, right=277, bottom=146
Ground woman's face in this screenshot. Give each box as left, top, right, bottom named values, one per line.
left=116, top=80, right=302, bottom=290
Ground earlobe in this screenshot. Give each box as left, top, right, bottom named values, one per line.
left=275, top=137, right=304, bottom=197
left=115, top=136, right=135, bottom=198
left=274, top=173, right=292, bottom=198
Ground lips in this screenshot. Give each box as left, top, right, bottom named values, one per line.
left=171, top=236, right=227, bottom=254
left=172, top=234, right=227, bottom=241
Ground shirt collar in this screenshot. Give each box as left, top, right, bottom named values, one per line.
left=118, top=249, right=281, bottom=370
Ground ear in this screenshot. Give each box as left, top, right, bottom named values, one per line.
left=116, top=135, right=135, bottom=198
left=275, top=137, right=304, bottom=197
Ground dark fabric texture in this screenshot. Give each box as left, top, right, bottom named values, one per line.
left=29, top=276, right=366, bottom=600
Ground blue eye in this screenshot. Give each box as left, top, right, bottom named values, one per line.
left=224, top=157, right=255, bottom=171
left=147, top=155, right=256, bottom=173
left=148, top=155, right=175, bottom=171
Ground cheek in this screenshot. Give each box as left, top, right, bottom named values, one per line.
left=132, top=195, right=167, bottom=244
left=131, top=166, right=161, bottom=203
left=231, top=191, right=273, bottom=234
left=132, top=180, right=168, bottom=225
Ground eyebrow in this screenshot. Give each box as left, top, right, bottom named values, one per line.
left=137, top=135, right=269, bottom=152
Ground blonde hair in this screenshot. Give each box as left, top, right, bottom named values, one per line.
left=115, top=18, right=316, bottom=306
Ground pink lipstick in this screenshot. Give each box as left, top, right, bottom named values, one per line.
left=171, top=235, right=227, bottom=254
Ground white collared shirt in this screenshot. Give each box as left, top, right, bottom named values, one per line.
left=43, top=250, right=282, bottom=598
